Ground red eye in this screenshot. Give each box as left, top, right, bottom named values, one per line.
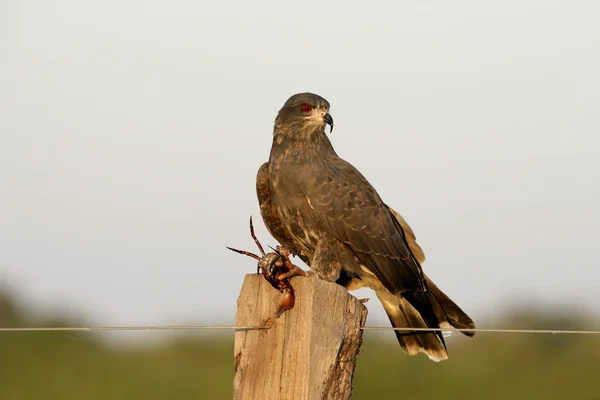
left=301, top=104, right=312, bottom=113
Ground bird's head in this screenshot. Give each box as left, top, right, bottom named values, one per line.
left=274, top=93, right=333, bottom=137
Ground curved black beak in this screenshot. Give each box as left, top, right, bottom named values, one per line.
left=323, top=113, right=334, bottom=133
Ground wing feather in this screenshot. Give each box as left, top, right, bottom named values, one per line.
left=300, top=157, right=426, bottom=295
left=388, top=206, right=426, bottom=264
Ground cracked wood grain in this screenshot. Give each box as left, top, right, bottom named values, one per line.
left=234, top=274, right=368, bottom=400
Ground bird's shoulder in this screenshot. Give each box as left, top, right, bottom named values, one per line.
left=302, top=154, right=382, bottom=210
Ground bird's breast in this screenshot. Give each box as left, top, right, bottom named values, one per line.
left=267, top=159, right=323, bottom=260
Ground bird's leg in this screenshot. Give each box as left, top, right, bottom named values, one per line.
left=308, top=240, right=342, bottom=282
left=273, top=246, right=308, bottom=281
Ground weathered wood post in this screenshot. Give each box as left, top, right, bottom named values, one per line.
left=234, top=274, right=368, bottom=400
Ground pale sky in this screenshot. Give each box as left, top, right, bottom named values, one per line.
left=1, top=0, right=599, bottom=333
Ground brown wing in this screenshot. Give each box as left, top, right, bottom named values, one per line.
left=300, top=157, right=426, bottom=295
left=388, top=206, right=426, bottom=264
left=336, top=206, right=426, bottom=290
left=256, top=162, right=300, bottom=254
left=299, top=156, right=444, bottom=345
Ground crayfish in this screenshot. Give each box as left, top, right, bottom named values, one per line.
left=227, top=217, right=307, bottom=317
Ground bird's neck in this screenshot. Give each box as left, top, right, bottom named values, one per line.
left=270, top=124, right=337, bottom=162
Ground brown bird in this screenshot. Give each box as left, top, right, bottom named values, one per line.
left=256, top=93, right=474, bottom=361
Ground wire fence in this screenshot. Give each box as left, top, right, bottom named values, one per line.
left=1, top=325, right=600, bottom=335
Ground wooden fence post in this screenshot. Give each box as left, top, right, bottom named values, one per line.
left=233, top=274, right=368, bottom=400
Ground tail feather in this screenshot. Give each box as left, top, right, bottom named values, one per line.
left=376, top=289, right=448, bottom=362
left=382, top=205, right=475, bottom=358
left=425, top=274, right=476, bottom=337
left=376, top=279, right=475, bottom=362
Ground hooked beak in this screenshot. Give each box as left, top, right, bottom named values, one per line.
left=323, top=113, right=334, bottom=133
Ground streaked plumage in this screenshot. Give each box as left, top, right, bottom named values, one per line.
left=256, top=93, right=474, bottom=361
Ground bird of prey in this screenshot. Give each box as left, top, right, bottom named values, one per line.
left=256, top=93, right=474, bottom=362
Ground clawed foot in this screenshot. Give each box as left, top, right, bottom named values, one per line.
left=277, top=264, right=308, bottom=280
left=274, top=246, right=308, bottom=281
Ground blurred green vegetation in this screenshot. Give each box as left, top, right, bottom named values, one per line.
left=1, top=291, right=599, bottom=400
